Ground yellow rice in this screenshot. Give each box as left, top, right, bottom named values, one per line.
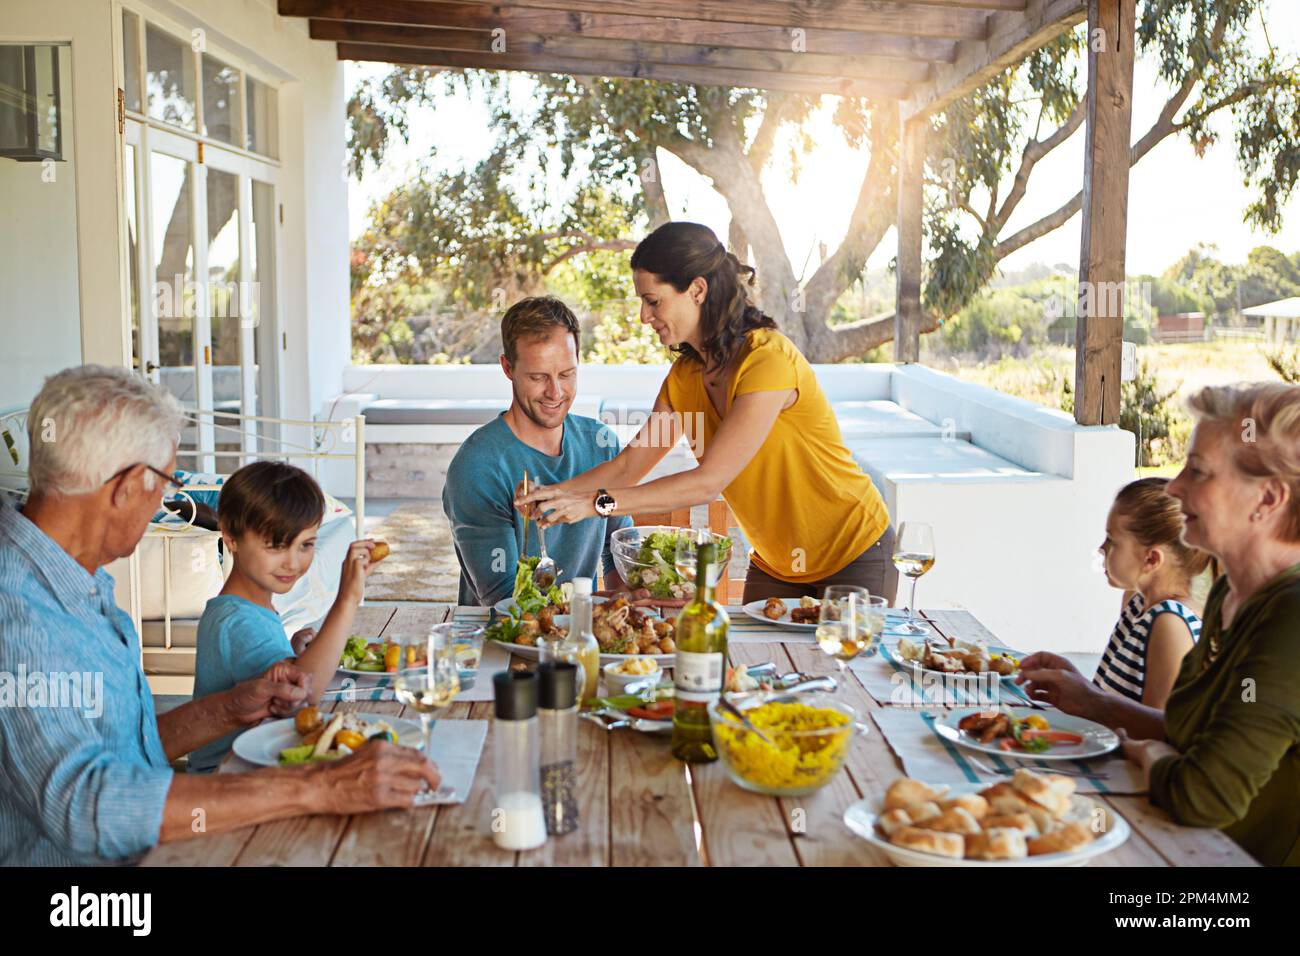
left=715, top=701, right=851, bottom=791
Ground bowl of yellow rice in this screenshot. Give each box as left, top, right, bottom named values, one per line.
left=708, top=692, right=865, bottom=797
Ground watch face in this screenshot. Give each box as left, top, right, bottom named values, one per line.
left=595, top=492, right=615, bottom=516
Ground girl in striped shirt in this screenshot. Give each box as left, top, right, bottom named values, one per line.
left=1093, top=478, right=1209, bottom=708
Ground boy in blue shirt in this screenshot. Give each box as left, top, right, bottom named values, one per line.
left=190, top=462, right=379, bottom=771
left=443, top=296, right=630, bottom=606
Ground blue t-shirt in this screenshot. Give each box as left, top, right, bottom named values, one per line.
left=442, top=413, right=632, bottom=606
left=189, top=594, right=292, bottom=773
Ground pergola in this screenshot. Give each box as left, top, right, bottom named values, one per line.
left=278, top=0, right=1136, bottom=427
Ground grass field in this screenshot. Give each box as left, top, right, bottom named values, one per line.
left=944, top=341, right=1282, bottom=473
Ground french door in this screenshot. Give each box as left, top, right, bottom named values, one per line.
left=123, top=118, right=281, bottom=472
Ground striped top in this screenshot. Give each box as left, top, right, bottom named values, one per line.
left=1093, top=593, right=1202, bottom=703
left=0, top=500, right=174, bottom=865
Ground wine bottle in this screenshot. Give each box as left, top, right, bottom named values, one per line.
left=670, top=540, right=729, bottom=763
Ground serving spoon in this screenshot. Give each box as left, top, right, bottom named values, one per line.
left=523, top=469, right=558, bottom=591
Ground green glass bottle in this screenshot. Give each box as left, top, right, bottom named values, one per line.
left=670, top=541, right=729, bottom=763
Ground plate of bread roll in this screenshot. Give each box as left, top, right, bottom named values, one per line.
left=843, top=771, right=1130, bottom=866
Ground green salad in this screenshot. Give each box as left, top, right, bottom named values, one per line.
left=512, top=556, right=565, bottom=616
left=339, top=635, right=386, bottom=672
left=624, top=530, right=732, bottom=599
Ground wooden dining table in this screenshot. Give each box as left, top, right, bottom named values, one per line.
left=144, top=603, right=1259, bottom=867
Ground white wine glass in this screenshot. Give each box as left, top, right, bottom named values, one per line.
left=816, top=586, right=872, bottom=673
left=893, top=522, right=935, bottom=635
left=393, top=622, right=461, bottom=801
left=673, top=528, right=708, bottom=594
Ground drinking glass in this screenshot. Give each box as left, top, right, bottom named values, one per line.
left=892, top=522, right=935, bottom=635
left=392, top=622, right=461, bottom=802
left=816, top=586, right=872, bottom=673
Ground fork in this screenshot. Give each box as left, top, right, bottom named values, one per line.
left=964, top=753, right=1108, bottom=780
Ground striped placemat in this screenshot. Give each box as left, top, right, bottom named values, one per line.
left=852, top=637, right=1043, bottom=708
left=870, top=706, right=1144, bottom=794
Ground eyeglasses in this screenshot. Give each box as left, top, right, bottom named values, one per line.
left=103, top=463, right=183, bottom=496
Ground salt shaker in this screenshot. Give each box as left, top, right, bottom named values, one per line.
left=537, top=661, right=580, bottom=836
left=491, top=670, right=547, bottom=851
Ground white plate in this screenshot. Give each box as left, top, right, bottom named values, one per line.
left=742, top=598, right=819, bottom=631
left=843, top=783, right=1130, bottom=867
left=232, top=713, right=425, bottom=768
left=492, top=594, right=609, bottom=617
left=336, top=641, right=482, bottom=679
left=880, top=640, right=1023, bottom=682
left=935, top=707, right=1120, bottom=761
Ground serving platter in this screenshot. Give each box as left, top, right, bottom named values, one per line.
left=843, top=782, right=1131, bottom=867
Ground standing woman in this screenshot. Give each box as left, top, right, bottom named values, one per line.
left=516, top=221, right=897, bottom=604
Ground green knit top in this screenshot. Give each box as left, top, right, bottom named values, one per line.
left=1149, top=564, right=1300, bottom=866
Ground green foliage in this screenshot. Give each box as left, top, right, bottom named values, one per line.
left=1121, top=359, right=1190, bottom=467
left=584, top=311, right=670, bottom=365
left=1164, top=242, right=1300, bottom=316
left=938, top=288, right=1055, bottom=353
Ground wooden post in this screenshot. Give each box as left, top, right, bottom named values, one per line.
left=1074, top=0, right=1135, bottom=425
left=895, top=108, right=926, bottom=364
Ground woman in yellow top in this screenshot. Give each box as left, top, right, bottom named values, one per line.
left=516, top=221, right=897, bottom=603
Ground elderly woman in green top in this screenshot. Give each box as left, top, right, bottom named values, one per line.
left=1020, top=382, right=1300, bottom=866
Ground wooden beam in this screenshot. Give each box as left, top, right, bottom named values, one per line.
left=894, top=109, right=926, bottom=363
left=1074, top=0, right=1134, bottom=426
left=337, top=41, right=915, bottom=98
left=310, top=19, right=933, bottom=82
left=282, top=1, right=963, bottom=60
left=457, top=1, right=994, bottom=37
left=904, top=0, right=1085, bottom=119
left=284, top=0, right=993, bottom=41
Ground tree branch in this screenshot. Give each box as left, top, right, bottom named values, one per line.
left=538, top=233, right=638, bottom=274
left=802, top=108, right=898, bottom=355
left=993, top=98, right=1085, bottom=231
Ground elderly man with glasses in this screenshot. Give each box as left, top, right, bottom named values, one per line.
left=0, top=365, right=440, bottom=866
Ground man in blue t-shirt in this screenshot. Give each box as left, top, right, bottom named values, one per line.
left=443, top=296, right=631, bottom=606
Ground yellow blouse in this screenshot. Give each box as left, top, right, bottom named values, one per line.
left=656, top=329, right=890, bottom=583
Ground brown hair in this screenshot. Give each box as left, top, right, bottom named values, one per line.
left=1186, top=382, right=1300, bottom=542
left=500, top=296, right=580, bottom=365
left=1112, top=477, right=1211, bottom=576
left=218, top=461, right=325, bottom=548
left=630, top=221, right=777, bottom=373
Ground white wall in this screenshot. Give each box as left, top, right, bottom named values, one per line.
left=0, top=0, right=350, bottom=418
left=0, top=44, right=82, bottom=411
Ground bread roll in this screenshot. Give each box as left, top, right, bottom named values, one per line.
left=918, top=806, right=982, bottom=836
left=1027, top=820, right=1096, bottom=856
left=982, top=783, right=1055, bottom=833
left=981, top=812, right=1040, bottom=837
left=877, top=808, right=913, bottom=837
left=965, top=827, right=1029, bottom=860
left=902, top=801, right=942, bottom=824
left=890, top=826, right=965, bottom=860
left=940, top=793, right=989, bottom=820
left=884, top=779, right=950, bottom=810
left=1011, top=768, right=1072, bottom=818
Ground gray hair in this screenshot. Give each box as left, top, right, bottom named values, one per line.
left=28, top=365, right=182, bottom=497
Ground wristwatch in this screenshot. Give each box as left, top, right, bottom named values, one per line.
left=593, top=489, right=617, bottom=517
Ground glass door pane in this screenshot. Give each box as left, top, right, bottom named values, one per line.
left=205, top=166, right=242, bottom=463
left=150, top=149, right=198, bottom=470
left=124, top=141, right=140, bottom=372
left=250, top=179, right=279, bottom=438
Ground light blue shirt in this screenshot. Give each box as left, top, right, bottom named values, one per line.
left=442, top=413, right=632, bottom=606
left=0, top=501, right=174, bottom=866
left=189, top=595, right=292, bottom=773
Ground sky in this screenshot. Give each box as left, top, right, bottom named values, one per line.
left=346, top=1, right=1300, bottom=281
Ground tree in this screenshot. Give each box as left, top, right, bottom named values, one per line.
left=349, top=0, right=1299, bottom=362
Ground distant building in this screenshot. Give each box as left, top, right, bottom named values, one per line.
left=1242, top=297, right=1300, bottom=343
left=1154, top=312, right=1205, bottom=342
